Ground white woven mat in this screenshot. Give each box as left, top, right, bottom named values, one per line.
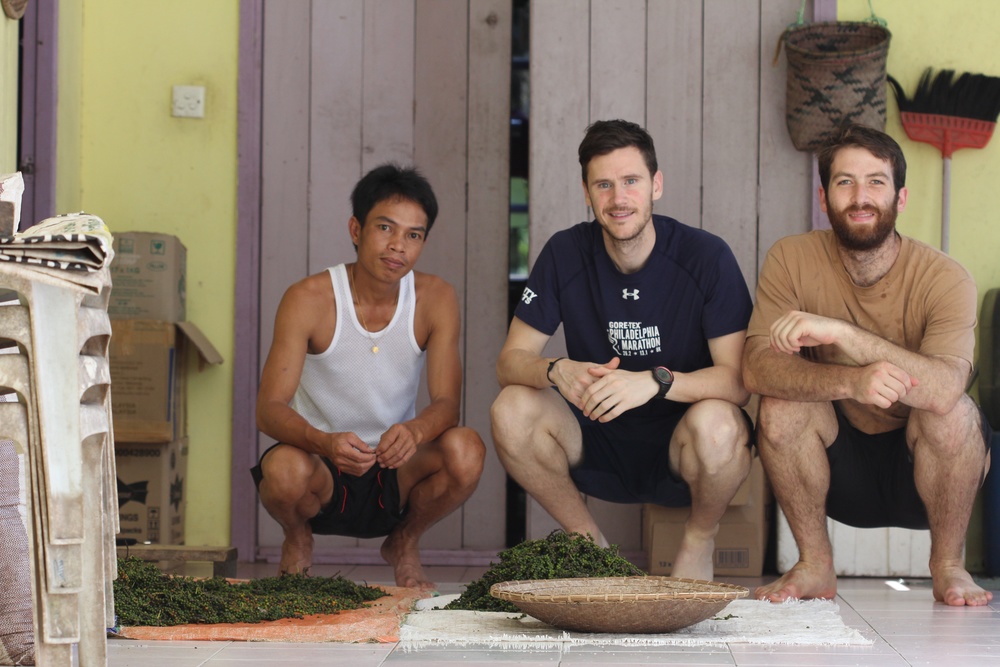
left=400, top=595, right=871, bottom=649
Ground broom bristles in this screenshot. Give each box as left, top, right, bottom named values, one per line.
left=888, top=67, right=1000, bottom=122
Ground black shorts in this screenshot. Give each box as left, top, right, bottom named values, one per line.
left=567, top=398, right=754, bottom=508
left=250, top=443, right=407, bottom=539
left=825, top=403, right=993, bottom=530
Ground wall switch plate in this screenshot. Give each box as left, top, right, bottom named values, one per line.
left=172, top=85, right=205, bottom=118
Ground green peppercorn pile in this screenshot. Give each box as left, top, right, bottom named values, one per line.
left=444, top=531, right=645, bottom=613
left=113, top=557, right=387, bottom=626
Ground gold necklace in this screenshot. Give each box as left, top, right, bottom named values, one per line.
left=350, top=264, right=397, bottom=354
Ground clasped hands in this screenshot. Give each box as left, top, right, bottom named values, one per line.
left=769, top=310, right=919, bottom=408
left=322, top=422, right=419, bottom=476
left=550, top=356, right=657, bottom=422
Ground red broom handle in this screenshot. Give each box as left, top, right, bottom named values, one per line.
left=941, top=156, right=952, bottom=254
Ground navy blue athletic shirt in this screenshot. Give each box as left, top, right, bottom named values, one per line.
left=514, top=215, right=752, bottom=415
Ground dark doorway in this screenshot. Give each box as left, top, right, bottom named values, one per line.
left=505, top=0, right=529, bottom=547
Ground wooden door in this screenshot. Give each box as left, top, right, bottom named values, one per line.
left=242, top=0, right=823, bottom=565
left=526, top=0, right=815, bottom=557
left=253, top=0, right=512, bottom=564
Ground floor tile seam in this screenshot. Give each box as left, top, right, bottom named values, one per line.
left=866, top=610, right=1000, bottom=618
left=831, top=595, right=881, bottom=636
left=193, top=641, right=234, bottom=667
left=879, top=628, right=998, bottom=646
left=721, top=642, right=740, bottom=662
left=377, top=642, right=397, bottom=667
left=894, top=647, right=1000, bottom=657
left=726, top=644, right=901, bottom=656
left=835, top=593, right=912, bottom=663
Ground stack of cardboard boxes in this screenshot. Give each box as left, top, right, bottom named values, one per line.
left=109, top=232, right=222, bottom=544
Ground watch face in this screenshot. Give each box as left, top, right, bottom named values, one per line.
left=654, top=366, right=673, bottom=384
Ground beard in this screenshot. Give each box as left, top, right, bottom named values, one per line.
left=826, top=197, right=898, bottom=251
left=597, top=199, right=654, bottom=246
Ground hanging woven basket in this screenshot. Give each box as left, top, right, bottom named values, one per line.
left=780, top=20, right=891, bottom=152
left=1, top=0, right=28, bottom=20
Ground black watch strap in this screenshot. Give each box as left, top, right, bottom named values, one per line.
left=546, top=357, right=566, bottom=385
left=651, top=366, right=673, bottom=399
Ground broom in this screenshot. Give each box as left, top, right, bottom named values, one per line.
left=888, top=68, right=1000, bottom=253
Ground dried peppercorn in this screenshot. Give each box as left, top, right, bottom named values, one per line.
left=445, top=531, right=644, bottom=612
left=113, top=557, right=387, bottom=626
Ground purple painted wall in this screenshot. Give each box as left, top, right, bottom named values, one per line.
left=231, top=0, right=263, bottom=560
left=18, top=0, right=58, bottom=229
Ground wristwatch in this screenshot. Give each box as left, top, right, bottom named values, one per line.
left=651, top=366, right=674, bottom=399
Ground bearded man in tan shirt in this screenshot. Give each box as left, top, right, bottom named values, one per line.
left=743, top=124, right=992, bottom=607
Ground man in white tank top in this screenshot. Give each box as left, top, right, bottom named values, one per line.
left=253, top=164, right=485, bottom=591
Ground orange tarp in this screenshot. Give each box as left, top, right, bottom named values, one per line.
left=115, top=586, right=429, bottom=643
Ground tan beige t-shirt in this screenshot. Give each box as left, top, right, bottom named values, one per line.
left=747, top=230, right=977, bottom=433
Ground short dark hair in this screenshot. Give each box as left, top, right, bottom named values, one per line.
left=578, top=119, right=658, bottom=183
left=350, top=163, right=439, bottom=235
left=817, top=124, right=907, bottom=193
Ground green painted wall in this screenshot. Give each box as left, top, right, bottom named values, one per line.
left=65, top=1, right=239, bottom=545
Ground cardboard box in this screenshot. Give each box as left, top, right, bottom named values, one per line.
left=109, top=232, right=187, bottom=321
left=109, top=319, right=222, bottom=443
left=643, top=457, right=772, bottom=577
left=115, top=438, right=188, bottom=544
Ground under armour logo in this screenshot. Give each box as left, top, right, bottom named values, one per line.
left=622, top=289, right=639, bottom=300
left=521, top=287, right=538, bottom=304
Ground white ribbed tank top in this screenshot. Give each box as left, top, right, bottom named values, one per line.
left=290, top=264, right=424, bottom=450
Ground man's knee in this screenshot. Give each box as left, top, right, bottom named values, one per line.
left=491, top=385, right=544, bottom=450
left=673, top=402, right=750, bottom=483
left=681, top=400, right=748, bottom=458
left=908, top=394, right=985, bottom=457
left=757, top=396, right=834, bottom=450
left=492, top=385, right=534, bottom=422
left=258, top=445, right=317, bottom=502
left=440, top=426, right=486, bottom=485
left=684, top=400, right=750, bottom=450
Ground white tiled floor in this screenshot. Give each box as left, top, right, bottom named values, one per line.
left=102, top=563, right=1000, bottom=667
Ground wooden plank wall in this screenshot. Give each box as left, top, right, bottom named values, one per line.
left=464, top=2, right=518, bottom=551
left=256, top=0, right=511, bottom=561
left=527, top=0, right=813, bottom=553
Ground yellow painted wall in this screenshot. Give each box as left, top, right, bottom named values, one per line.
left=55, top=1, right=83, bottom=213
left=0, top=14, right=17, bottom=173
left=839, top=1, right=999, bottom=571
left=68, top=1, right=239, bottom=545
left=839, top=1, right=1000, bottom=307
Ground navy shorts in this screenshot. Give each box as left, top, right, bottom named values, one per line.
left=567, top=399, right=754, bottom=508
left=825, top=403, right=993, bottom=530
left=251, top=443, right=407, bottom=539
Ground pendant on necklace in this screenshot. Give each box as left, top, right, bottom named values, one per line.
left=372, top=345, right=379, bottom=354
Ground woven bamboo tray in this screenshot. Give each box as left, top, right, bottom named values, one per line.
left=490, top=576, right=749, bottom=634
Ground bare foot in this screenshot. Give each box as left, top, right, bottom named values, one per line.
left=278, top=535, right=313, bottom=575
left=671, top=529, right=715, bottom=582
left=755, top=560, right=837, bottom=602
left=931, top=563, right=993, bottom=607
left=381, top=531, right=435, bottom=591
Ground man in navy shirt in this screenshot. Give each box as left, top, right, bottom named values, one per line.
left=491, top=119, right=754, bottom=580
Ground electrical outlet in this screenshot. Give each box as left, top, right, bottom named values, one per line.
left=172, top=85, right=205, bottom=118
